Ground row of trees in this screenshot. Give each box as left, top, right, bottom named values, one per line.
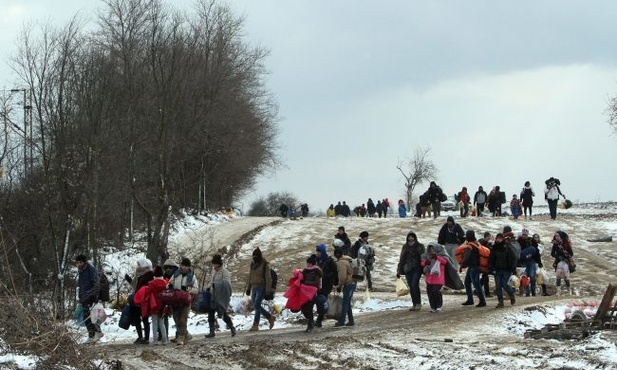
left=0, top=0, right=279, bottom=309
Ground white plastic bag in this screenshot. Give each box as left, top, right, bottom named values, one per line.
left=90, top=302, right=107, bottom=325
left=430, top=261, right=440, bottom=276
left=396, top=278, right=409, bottom=297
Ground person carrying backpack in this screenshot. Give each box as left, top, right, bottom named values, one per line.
left=544, top=177, right=566, bottom=220
left=334, top=247, right=356, bottom=327
left=315, top=243, right=338, bottom=328
left=245, top=248, right=276, bottom=332
left=396, top=231, right=425, bottom=311
left=74, top=254, right=104, bottom=343
left=351, top=231, right=375, bottom=291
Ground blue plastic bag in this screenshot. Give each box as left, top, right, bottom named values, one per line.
left=73, top=304, right=85, bottom=327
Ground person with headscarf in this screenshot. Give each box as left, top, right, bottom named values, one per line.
left=300, top=254, right=322, bottom=332
left=315, top=243, right=338, bottom=328
left=396, top=231, right=425, bottom=311
left=420, top=243, right=448, bottom=312
left=245, top=248, right=276, bottom=331
left=125, top=257, right=154, bottom=344
left=205, top=254, right=236, bottom=338
left=551, top=230, right=573, bottom=291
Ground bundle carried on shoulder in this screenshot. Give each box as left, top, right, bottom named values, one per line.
left=454, top=242, right=490, bottom=273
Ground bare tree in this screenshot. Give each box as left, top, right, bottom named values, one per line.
left=396, top=147, right=437, bottom=211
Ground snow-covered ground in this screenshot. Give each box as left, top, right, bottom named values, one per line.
left=2, top=203, right=617, bottom=369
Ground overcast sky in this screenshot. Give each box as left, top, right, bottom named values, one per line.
left=2, top=1, right=617, bottom=213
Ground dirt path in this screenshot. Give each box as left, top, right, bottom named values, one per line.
left=98, top=213, right=617, bottom=370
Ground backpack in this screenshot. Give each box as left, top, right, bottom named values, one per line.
left=350, top=258, right=366, bottom=282
left=98, top=271, right=111, bottom=302
left=263, top=267, right=278, bottom=300
left=358, top=244, right=375, bottom=266
left=454, top=242, right=490, bottom=273
left=439, top=192, right=447, bottom=202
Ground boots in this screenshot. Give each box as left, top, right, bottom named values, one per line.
left=223, top=316, right=236, bottom=337
left=475, top=301, right=486, bottom=307
left=496, top=300, right=504, bottom=308
left=249, top=323, right=259, bottom=332
left=315, top=314, right=324, bottom=328
left=205, top=322, right=215, bottom=338
left=175, top=335, right=185, bottom=345
left=268, top=315, right=276, bottom=329
left=509, top=293, right=516, bottom=305
left=305, top=320, right=314, bottom=333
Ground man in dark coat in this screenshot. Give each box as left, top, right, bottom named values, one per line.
left=460, top=230, right=487, bottom=308
left=315, top=243, right=338, bottom=327
left=75, top=254, right=103, bottom=343
left=489, top=233, right=517, bottom=308
left=437, top=216, right=465, bottom=268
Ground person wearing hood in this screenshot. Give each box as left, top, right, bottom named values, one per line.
left=132, top=266, right=169, bottom=345
left=334, top=247, right=356, bottom=327
left=437, top=216, right=465, bottom=269
left=245, top=248, right=276, bottom=331
left=397, top=231, right=425, bottom=311
left=205, top=254, right=236, bottom=338
left=460, top=230, right=487, bottom=308
left=169, top=258, right=198, bottom=345
left=520, top=181, right=535, bottom=220
left=351, top=231, right=375, bottom=291
left=125, top=258, right=154, bottom=344
left=489, top=233, right=517, bottom=308
left=550, top=230, right=573, bottom=291
left=300, top=254, right=323, bottom=333
left=473, top=186, right=488, bottom=217
left=315, top=243, right=338, bottom=328
left=420, top=243, right=448, bottom=312
left=458, top=187, right=471, bottom=218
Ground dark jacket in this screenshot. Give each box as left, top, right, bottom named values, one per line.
left=489, top=241, right=517, bottom=273
left=317, top=245, right=338, bottom=296
left=461, top=242, right=480, bottom=269
left=301, top=266, right=323, bottom=289
left=78, top=262, right=100, bottom=306
left=437, top=222, right=465, bottom=245
left=397, top=237, right=425, bottom=275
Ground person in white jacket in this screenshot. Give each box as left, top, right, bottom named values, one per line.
left=544, top=177, right=565, bottom=220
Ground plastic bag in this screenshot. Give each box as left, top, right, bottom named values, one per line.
left=326, top=294, right=343, bottom=319
left=430, top=261, right=441, bottom=276
left=396, top=278, right=409, bottom=297
left=73, top=304, right=85, bottom=327
left=508, top=275, right=519, bottom=288
left=536, top=268, right=544, bottom=285
left=90, top=302, right=107, bottom=325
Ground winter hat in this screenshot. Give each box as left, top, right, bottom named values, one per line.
left=180, top=258, right=191, bottom=267
left=521, top=228, right=530, bottom=236
left=447, top=216, right=455, bottom=224
left=211, top=254, right=223, bottom=265
left=503, top=225, right=512, bottom=234
left=465, top=230, right=476, bottom=242
left=136, top=257, right=152, bottom=269
left=359, top=231, right=369, bottom=238
left=333, top=247, right=343, bottom=258
left=163, top=259, right=178, bottom=269
left=316, top=243, right=327, bottom=255
left=306, top=254, right=318, bottom=265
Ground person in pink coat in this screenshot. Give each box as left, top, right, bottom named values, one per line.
left=421, top=244, right=448, bottom=312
